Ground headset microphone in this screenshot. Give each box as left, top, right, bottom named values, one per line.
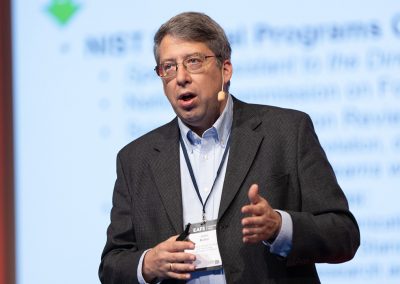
left=217, top=68, right=226, bottom=102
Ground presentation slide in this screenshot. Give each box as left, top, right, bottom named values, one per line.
left=12, top=1, right=400, bottom=283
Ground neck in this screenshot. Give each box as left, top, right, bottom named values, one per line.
left=193, top=97, right=228, bottom=136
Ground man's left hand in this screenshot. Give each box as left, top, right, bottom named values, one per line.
left=241, top=184, right=282, bottom=243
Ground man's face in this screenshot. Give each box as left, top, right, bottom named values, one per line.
left=157, top=35, right=232, bottom=135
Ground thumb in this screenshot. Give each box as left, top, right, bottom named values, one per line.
left=248, top=184, right=260, bottom=204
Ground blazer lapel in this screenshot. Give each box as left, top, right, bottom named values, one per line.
left=150, top=119, right=183, bottom=234
left=218, top=100, right=264, bottom=219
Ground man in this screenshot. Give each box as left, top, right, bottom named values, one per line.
left=99, top=12, right=360, bottom=284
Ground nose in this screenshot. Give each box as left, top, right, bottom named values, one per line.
left=175, top=63, right=191, bottom=87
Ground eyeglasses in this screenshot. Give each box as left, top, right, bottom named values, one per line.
left=154, top=53, right=219, bottom=78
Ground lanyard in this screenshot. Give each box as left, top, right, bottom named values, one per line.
left=179, top=132, right=231, bottom=224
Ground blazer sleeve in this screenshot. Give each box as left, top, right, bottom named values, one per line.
left=99, top=153, right=144, bottom=284
left=286, top=114, right=360, bottom=266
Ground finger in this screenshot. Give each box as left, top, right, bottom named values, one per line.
left=242, top=226, right=266, bottom=236
left=169, top=252, right=196, bottom=263
left=169, top=262, right=196, bottom=272
left=166, top=271, right=192, bottom=280
left=167, top=240, right=195, bottom=253
left=241, top=203, right=267, bottom=216
left=165, top=262, right=194, bottom=280
left=248, top=184, right=260, bottom=204
left=243, top=234, right=264, bottom=243
left=244, top=214, right=281, bottom=231
left=242, top=215, right=268, bottom=227
left=168, top=235, right=180, bottom=241
left=170, top=242, right=195, bottom=252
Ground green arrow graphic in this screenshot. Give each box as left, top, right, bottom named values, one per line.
left=47, top=0, right=80, bottom=26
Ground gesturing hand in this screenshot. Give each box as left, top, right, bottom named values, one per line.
left=241, top=184, right=282, bottom=243
left=142, top=236, right=196, bottom=282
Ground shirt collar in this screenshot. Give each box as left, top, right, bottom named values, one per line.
left=178, top=94, right=233, bottom=150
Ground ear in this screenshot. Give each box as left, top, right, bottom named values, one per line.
left=222, top=60, right=233, bottom=84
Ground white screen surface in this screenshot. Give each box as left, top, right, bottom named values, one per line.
left=12, top=1, right=400, bottom=283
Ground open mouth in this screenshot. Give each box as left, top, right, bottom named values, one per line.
left=179, top=93, right=196, bottom=101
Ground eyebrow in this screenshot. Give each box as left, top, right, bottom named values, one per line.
left=160, top=52, right=202, bottom=63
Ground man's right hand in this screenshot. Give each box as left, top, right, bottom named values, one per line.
left=142, top=236, right=196, bottom=282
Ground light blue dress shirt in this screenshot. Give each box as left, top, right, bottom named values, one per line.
left=137, top=95, right=293, bottom=283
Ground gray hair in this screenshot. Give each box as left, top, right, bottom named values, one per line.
left=153, top=12, right=232, bottom=65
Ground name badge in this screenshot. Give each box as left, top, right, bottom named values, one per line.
left=185, top=219, right=223, bottom=271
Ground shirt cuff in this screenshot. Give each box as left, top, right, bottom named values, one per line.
left=262, top=210, right=293, bottom=257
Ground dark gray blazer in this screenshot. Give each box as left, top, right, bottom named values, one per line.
left=99, top=98, right=360, bottom=284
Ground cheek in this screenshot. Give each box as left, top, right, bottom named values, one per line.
left=205, top=80, right=221, bottom=98
left=162, top=83, right=174, bottom=99
left=195, top=77, right=216, bottom=94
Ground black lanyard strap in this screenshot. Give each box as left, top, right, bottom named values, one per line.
left=179, top=132, right=231, bottom=223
